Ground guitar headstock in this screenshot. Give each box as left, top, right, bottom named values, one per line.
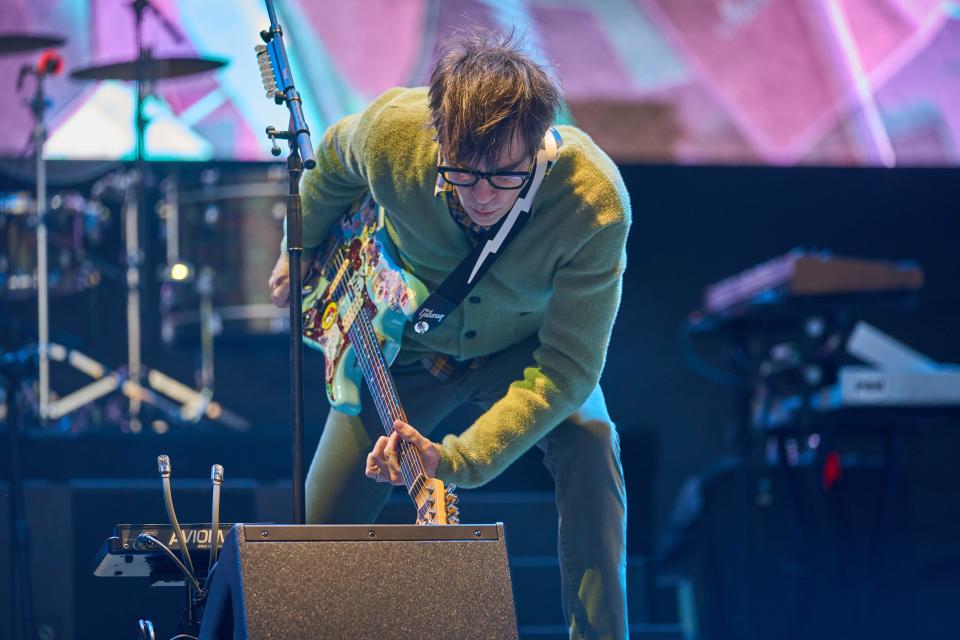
left=414, top=478, right=460, bottom=525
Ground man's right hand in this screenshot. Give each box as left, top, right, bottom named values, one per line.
left=268, top=252, right=290, bottom=307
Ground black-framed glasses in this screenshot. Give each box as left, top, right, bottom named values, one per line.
left=437, top=165, right=533, bottom=190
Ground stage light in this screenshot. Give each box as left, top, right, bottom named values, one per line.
left=169, top=262, right=191, bottom=281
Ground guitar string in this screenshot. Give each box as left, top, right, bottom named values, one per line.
left=350, top=311, right=425, bottom=489
left=347, top=321, right=417, bottom=488
left=327, top=250, right=407, bottom=443
left=344, top=267, right=427, bottom=487
left=327, top=245, right=412, bottom=433
left=325, top=248, right=426, bottom=489
left=347, top=295, right=426, bottom=490
left=354, top=300, right=430, bottom=495
left=322, top=252, right=402, bottom=449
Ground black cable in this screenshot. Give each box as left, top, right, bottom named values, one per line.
left=137, top=533, right=203, bottom=593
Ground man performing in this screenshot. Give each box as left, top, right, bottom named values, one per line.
left=268, top=29, right=631, bottom=639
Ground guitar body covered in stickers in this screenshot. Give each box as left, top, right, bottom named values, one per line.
left=301, top=194, right=429, bottom=415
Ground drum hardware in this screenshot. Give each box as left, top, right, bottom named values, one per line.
left=0, top=190, right=108, bottom=298
left=158, top=166, right=289, bottom=345
left=157, top=173, right=216, bottom=398
left=54, top=170, right=250, bottom=431
left=2, top=340, right=248, bottom=431
left=13, top=0, right=243, bottom=432
left=70, top=55, right=227, bottom=82
left=1, top=35, right=72, bottom=625
left=10, top=36, right=66, bottom=427
left=0, top=33, right=66, bottom=55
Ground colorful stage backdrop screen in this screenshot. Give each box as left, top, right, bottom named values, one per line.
left=1, top=0, right=957, bottom=166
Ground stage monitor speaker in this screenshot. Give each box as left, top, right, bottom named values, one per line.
left=199, top=523, right=519, bottom=640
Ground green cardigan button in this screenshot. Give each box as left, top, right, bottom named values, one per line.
left=468, top=296, right=481, bottom=304
left=464, top=330, right=477, bottom=339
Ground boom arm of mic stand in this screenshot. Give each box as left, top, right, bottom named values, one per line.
left=261, top=0, right=316, bottom=169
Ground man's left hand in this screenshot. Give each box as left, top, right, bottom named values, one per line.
left=365, top=420, right=442, bottom=485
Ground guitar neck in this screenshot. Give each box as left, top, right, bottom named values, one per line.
left=304, top=198, right=458, bottom=525
left=346, top=314, right=428, bottom=496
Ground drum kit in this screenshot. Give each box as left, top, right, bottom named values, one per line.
left=0, top=1, right=286, bottom=433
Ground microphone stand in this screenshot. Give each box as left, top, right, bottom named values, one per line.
left=259, top=0, right=317, bottom=524
left=23, top=56, right=52, bottom=423
left=284, top=142, right=306, bottom=525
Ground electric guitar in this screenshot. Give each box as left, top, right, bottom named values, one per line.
left=301, top=194, right=460, bottom=525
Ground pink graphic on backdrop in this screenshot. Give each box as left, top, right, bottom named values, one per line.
left=840, top=0, right=914, bottom=71
left=533, top=5, right=642, bottom=100
left=158, top=76, right=220, bottom=116
left=876, top=18, right=960, bottom=164
left=641, top=0, right=844, bottom=161
left=429, top=0, right=497, bottom=76
left=302, top=0, right=428, bottom=99
left=668, top=82, right=759, bottom=164
left=193, top=99, right=262, bottom=160
left=0, top=0, right=956, bottom=165
left=1, top=0, right=91, bottom=157
left=91, top=0, right=194, bottom=60
left=640, top=0, right=947, bottom=163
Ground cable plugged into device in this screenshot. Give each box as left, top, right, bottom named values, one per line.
left=158, top=454, right=198, bottom=582
left=135, top=455, right=227, bottom=639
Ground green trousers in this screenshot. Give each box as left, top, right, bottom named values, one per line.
left=305, top=337, right=628, bottom=639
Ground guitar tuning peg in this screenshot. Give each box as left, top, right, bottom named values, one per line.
left=446, top=483, right=457, bottom=495
left=427, top=485, right=435, bottom=494
left=445, top=493, right=458, bottom=506
left=448, top=515, right=460, bottom=524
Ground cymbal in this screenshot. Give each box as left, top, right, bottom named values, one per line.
left=71, top=56, right=227, bottom=81
left=0, top=33, right=66, bottom=55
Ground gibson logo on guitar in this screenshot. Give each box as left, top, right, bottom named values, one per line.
left=301, top=195, right=460, bottom=525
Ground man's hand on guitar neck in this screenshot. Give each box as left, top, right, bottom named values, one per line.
left=366, top=420, right=442, bottom=485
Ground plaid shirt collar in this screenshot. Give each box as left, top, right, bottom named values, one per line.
left=434, top=155, right=489, bottom=244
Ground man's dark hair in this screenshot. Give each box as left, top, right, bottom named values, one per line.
left=428, top=28, right=562, bottom=169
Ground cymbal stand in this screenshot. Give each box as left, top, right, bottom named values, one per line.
left=115, top=0, right=243, bottom=430
left=18, top=53, right=121, bottom=427
left=20, top=51, right=53, bottom=421
left=34, top=0, right=246, bottom=431
left=159, top=175, right=216, bottom=420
